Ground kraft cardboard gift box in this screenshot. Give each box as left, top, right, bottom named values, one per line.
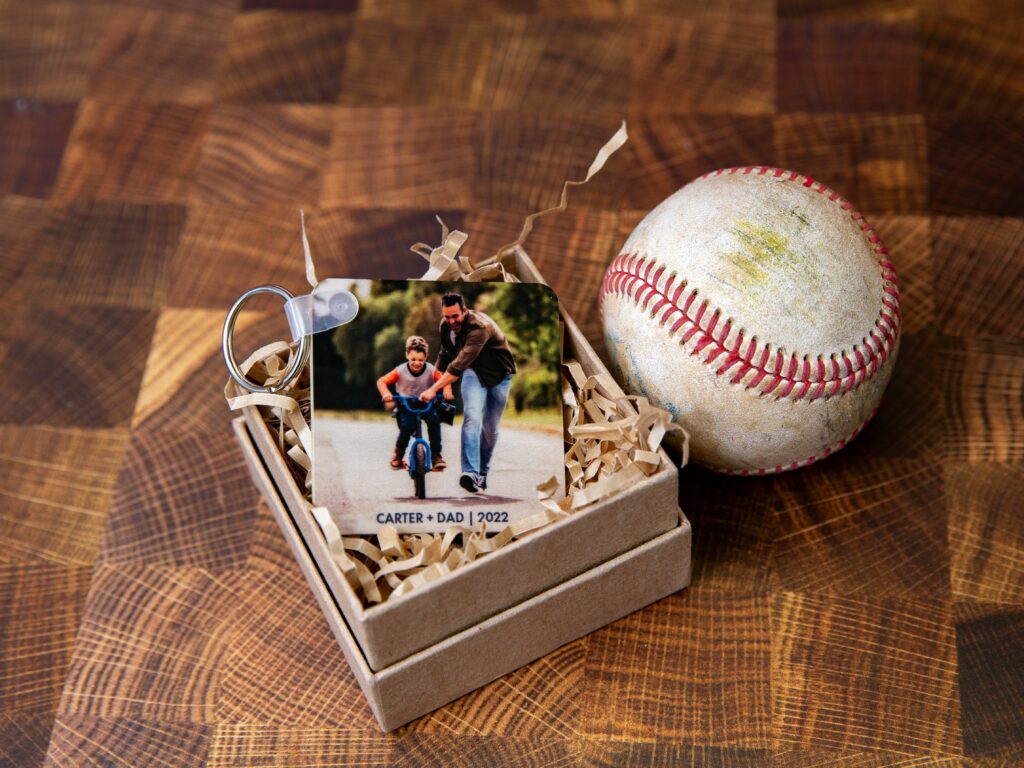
left=232, top=249, right=692, bottom=731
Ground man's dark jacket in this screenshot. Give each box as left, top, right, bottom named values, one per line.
left=436, top=310, right=516, bottom=388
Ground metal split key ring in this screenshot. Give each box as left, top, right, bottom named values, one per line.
left=222, top=285, right=311, bottom=394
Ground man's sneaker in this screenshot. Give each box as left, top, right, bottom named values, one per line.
left=479, top=475, right=487, bottom=491
left=459, top=473, right=480, bottom=493
left=432, top=454, right=447, bottom=472
left=390, top=449, right=404, bottom=469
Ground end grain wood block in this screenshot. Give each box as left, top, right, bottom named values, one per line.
left=932, top=217, right=1024, bottom=339
left=47, top=716, right=212, bottom=768
left=87, top=8, right=234, bottom=106
left=773, top=592, right=960, bottom=755
left=483, top=18, right=631, bottom=116
left=578, top=741, right=771, bottom=767
left=53, top=100, right=208, bottom=204
left=776, top=0, right=917, bottom=20
left=920, top=16, right=1024, bottom=117
left=620, top=113, right=775, bottom=211
left=216, top=11, right=353, bottom=103
left=957, top=602, right=1024, bottom=760
left=0, top=564, right=93, bottom=768
left=5, top=200, right=186, bottom=310
left=927, top=118, right=1024, bottom=216
left=948, top=464, right=1024, bottom=605
left=213, top=567, right=376, bottom=728
left=168, top=204, right=316, bottom=308
left=872, top=216, right=931, bottom=335
left=770, top=459, right=948, bottom=600
left=338, top=19, right=495, bottom=108
left=777, top=20, right=918, bottom=113
left=772, top=750, right=961, bottom=767
left=774, top=113, right=928, bottom=215
left=678, top=467, right=776, bottom=591
left=100, top=428, right=259, bottom=569
left=0, top=304, right=155, bottom=429
left=0, top=709, right=55, bottom=768
left=582, top=590, right=772, bottom=747
left=193, top=105, right=333, bottom=208
left=0, top=564, right=93, bottom=715
left=631, top=17, right=775, bottom=116
left=132, top=309, right=293, bottom=433
left=941, top=336, right=1024, bottom=463
left=400, top=640, right=584, bottom=738
left=0, top=426, right=128, bottom=567
left=206, top=725, right=392, bottom=768
left=59, top=565, right=237, bottom=723
left=0, top=101, right=77, bottom=198
left=0, top=2, right=112, bottom=101
left=477, top=112, right=625, bottom=215
left=0, top=197, right=47, bottom=293
left=323, top=108, right=479, bottom=209
left=391, top=736, right=574, bottom=767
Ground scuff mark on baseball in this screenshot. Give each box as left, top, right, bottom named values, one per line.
left=600, top=167, right=901, bottom=475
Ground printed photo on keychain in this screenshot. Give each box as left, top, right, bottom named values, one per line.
left=312, top=280, right=565, bottom=535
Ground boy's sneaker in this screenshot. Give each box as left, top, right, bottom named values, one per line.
left=432, top=454, right=446, bottom=472
left=459, top=473, right=480, bottom=493
left=390, top=449, right=405, bottom=469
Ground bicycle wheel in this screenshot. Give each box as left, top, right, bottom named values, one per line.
left=413, top=442, right=427, bottom=499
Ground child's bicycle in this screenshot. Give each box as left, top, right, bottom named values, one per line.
left=392, top=395, right=456, bottom=500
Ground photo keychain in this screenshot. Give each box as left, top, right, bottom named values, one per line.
left=222, top=215, right=567, bottom=537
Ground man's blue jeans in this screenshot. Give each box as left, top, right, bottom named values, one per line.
left=460, top=369, right=513, bottom=481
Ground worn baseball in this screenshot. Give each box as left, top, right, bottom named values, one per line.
left=600, top=166, right=901, bottom=474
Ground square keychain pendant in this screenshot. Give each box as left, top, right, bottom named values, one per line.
left=311, top=279, right=566, bottom=535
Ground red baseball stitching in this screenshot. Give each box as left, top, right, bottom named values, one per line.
left=706, top=404, right=881, bottom=476
left=600, top=166, right=901, bottom=403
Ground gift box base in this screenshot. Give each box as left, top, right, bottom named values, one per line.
left=234, top=416, right=692, bottom=731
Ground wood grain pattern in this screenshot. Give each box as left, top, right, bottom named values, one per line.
left=956, top=602, right=1024, bottom=760
left=942, top=336, right=1024, bottom=463
left=770, top=459, right=948, bottom=599
left=0, top=0, right=1017, bottom=764
left=0, top=426, right=127, bottom=566
left=194, top=105, right=333, bottom=207
left=774, top=113, right=929, bottom=214
left=777, top=20, right=919, bottom=112
left=0, top=102, right=77, bottom=198
left=53, top=100, right=209, bottom=204
left=773, top=591, right=960, bottom=754
left=99, top=428, right=259, bottom=568
left=0, top=304, right=156, bottom=428
left=582, top=590, right=772, bottom=746
left=0, top=2, right=111, bottom=101
left=87, top=8, right=233, bottom=105
left=322, top=107, right=479, bottom=208
left=632, top=17, right=775, bottom=116
left=932, top=217, right=1024, bottom=339
left=948, top=464, right=1024, bottom=605
left=5, top=200, right=186, bottom=310
left=217, top=12, right=353, bottom=103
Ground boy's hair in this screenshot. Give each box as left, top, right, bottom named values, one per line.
left=441, top=292, right=465, bottom=310
left=405, top=335, right=428, bottom=354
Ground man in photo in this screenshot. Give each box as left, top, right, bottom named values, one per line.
left=419, top=292, right=516, bottom=494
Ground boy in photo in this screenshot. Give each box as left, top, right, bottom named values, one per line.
left=377, top=336, right=454, bottom=472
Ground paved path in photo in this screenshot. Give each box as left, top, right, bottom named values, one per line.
left=314, top=416, right=564, bottom=526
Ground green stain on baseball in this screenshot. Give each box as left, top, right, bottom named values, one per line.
left=724, top=220, right=799, bottom=289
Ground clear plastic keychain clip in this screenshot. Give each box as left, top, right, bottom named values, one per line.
left=222, top=278, right=359, bottom=394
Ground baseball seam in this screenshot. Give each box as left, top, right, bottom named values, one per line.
left=600, top=166, right=901, bottom=403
